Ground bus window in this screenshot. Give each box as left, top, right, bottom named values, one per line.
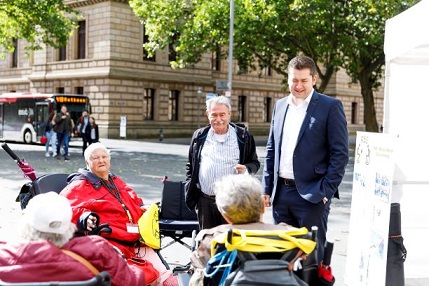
left=35, top=103, right=50, bottom=137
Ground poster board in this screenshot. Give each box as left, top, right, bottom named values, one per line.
left=345, top=132, right=395, bottom=286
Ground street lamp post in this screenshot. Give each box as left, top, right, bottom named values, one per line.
left=197, top=87, right=202, bottom=128
left=226, top=0, right=234, bottom=98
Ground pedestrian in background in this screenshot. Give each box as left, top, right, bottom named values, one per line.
left=262, top=55, right=349, bottom=262
left=77, top=110, right=90, bottom=155
left=88, top=117, right=99, bottom=144
left=185, top=96, right=260, bottom=230
left=54, top=105, right=73, bottom=161
left=44, top=111, right=56, bottom=157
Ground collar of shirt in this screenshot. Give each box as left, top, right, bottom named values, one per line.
left=287, top=88, right=314, bottom=107
left=208, top=124, right=231, bottom=142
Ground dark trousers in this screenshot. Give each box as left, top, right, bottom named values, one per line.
left=272, top=183, right=330, bottom=263
left=81, top=133, right=89, bottom=154
left=196, top=194, right=227, bottom=230
left=56, top=132, right=70, bottom=157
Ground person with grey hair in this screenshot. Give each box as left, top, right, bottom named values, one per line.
left=189, top=174, right=295, bottom=286
left=214, top=172, right=263, bottom=224
left=185, top=95, right=260, bottom=230
left=0, top=192, right=145, bottom=285
left=61, top=142, right=178, bottom=285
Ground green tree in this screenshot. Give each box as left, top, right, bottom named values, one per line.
left=293, top=0, right=419, bottom=132
left=130, top=0, right=418, bottom=131
left=131, top=0, right=339, bottom=91
left=0, top=0, right=80, bottom=54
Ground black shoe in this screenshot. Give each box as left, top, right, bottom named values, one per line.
left=55, top=154, right=60, bottom=160
left=64, top=155, right=70, bottom=161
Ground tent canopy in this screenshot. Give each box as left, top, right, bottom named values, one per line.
left=384, top=0, right=429, bottom=62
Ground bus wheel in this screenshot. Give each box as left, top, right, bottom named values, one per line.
left=23, top=129, right=33, bottom=144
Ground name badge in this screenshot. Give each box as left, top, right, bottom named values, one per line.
left=126, top=223, right=139, bottom=234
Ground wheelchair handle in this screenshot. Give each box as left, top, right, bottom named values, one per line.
left=2, top=143, right=21, bottom=162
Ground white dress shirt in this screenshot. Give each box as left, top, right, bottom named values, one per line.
left=279, top=90, right=314, bottom=179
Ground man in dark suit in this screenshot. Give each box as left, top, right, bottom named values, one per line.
left=262, top=56, right=349, bottom=262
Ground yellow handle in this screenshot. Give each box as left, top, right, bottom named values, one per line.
left=211, top=227, right=316, bottom=256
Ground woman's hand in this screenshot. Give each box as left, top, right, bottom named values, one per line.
left=78, top=211, right=99, bottom=231
left=86, top=214, right=98, bottom=231
left=263, top=195, right=271, bottom=207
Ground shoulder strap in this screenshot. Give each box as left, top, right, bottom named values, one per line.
left=61, top=249, right=100, bottom=275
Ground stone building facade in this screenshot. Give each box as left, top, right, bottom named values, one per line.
left=0, top=0, right=383, bottom=139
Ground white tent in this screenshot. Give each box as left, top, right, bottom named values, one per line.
left=384, top=0, right=429, bottom=284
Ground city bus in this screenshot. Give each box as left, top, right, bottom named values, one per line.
left=0, top=93, right=91, bottom=144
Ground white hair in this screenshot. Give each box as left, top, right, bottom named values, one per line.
left=20, top=222, right=77, bottom=247
left=214, top=174, right=263, bottom=224
left=206, top=96, right=231, bottom=112
left=84, top=142, right=111, bottom=162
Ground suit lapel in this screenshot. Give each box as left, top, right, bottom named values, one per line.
left=275, top=98, right=289, bottom=146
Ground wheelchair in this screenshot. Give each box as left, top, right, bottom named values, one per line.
left=157, top=180, right=200, bottom=273
left=193, top=226, right=321, bottom=286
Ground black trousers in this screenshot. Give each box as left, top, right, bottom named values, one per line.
left=81, top=133, right=89, bottom=154
left=196, top=194, right=227, bottom=230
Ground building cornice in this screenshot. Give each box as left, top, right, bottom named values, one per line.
left=65, top=0, right=129, bottom=9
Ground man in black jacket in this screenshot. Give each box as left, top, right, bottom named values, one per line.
left=54, top=105, right=74, bottom=161
left=185, top=96, right=260, bottom=229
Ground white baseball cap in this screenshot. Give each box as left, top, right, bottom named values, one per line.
left=24, top=192, right=72, bottom=235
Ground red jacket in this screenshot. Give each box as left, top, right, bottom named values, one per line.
left=61, top=169, right=144, bottom=258
left=0, top=236, right=145, bottom=285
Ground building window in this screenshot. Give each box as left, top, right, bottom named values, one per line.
left=263, top=97, right=272, bottom=123
left=262, top=66, right=272, bottom=76
left=238, top=95, right=247, bottom=122
left=57, top=87, right=65, bottom=94
left=212, top=51, right=221, bottom=71
left=77, top=20, right=86, bottom=59
left=351, top=102, right=358, bottom=124
left=143, top=25, right=155, bottom=62
left=11, top=38, right=18, bottom=68
left=168, top=90, right=179, bottom=121
left=75, top=87, right=84, bottom=95
left=143, top=88, right=155, bottom=120
left=168, top=34, right=178, bottom=62
left=58, top=46, right=67, bottom=61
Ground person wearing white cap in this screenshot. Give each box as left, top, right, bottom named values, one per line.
left=0, top=192, right=145, bottom=285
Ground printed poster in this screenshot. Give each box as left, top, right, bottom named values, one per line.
left=345, top=132, right=395, bottom=286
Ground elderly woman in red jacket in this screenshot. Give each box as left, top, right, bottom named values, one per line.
left=60, top=142, right=177, bottom=286
left=0, top=192, right=145, bottom=285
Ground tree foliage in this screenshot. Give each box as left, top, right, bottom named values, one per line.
left=0, top=0, right=80, bottom=54
left=130, top=0, right=419, bottom=131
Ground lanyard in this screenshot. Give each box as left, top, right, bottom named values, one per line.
left=101, top=177, right=134, bottom=223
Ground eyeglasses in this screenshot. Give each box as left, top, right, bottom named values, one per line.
left=90, top=155, right=110, bottom=162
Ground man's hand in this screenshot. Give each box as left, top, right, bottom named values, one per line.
left=234, top=164, right=248, bottom=174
